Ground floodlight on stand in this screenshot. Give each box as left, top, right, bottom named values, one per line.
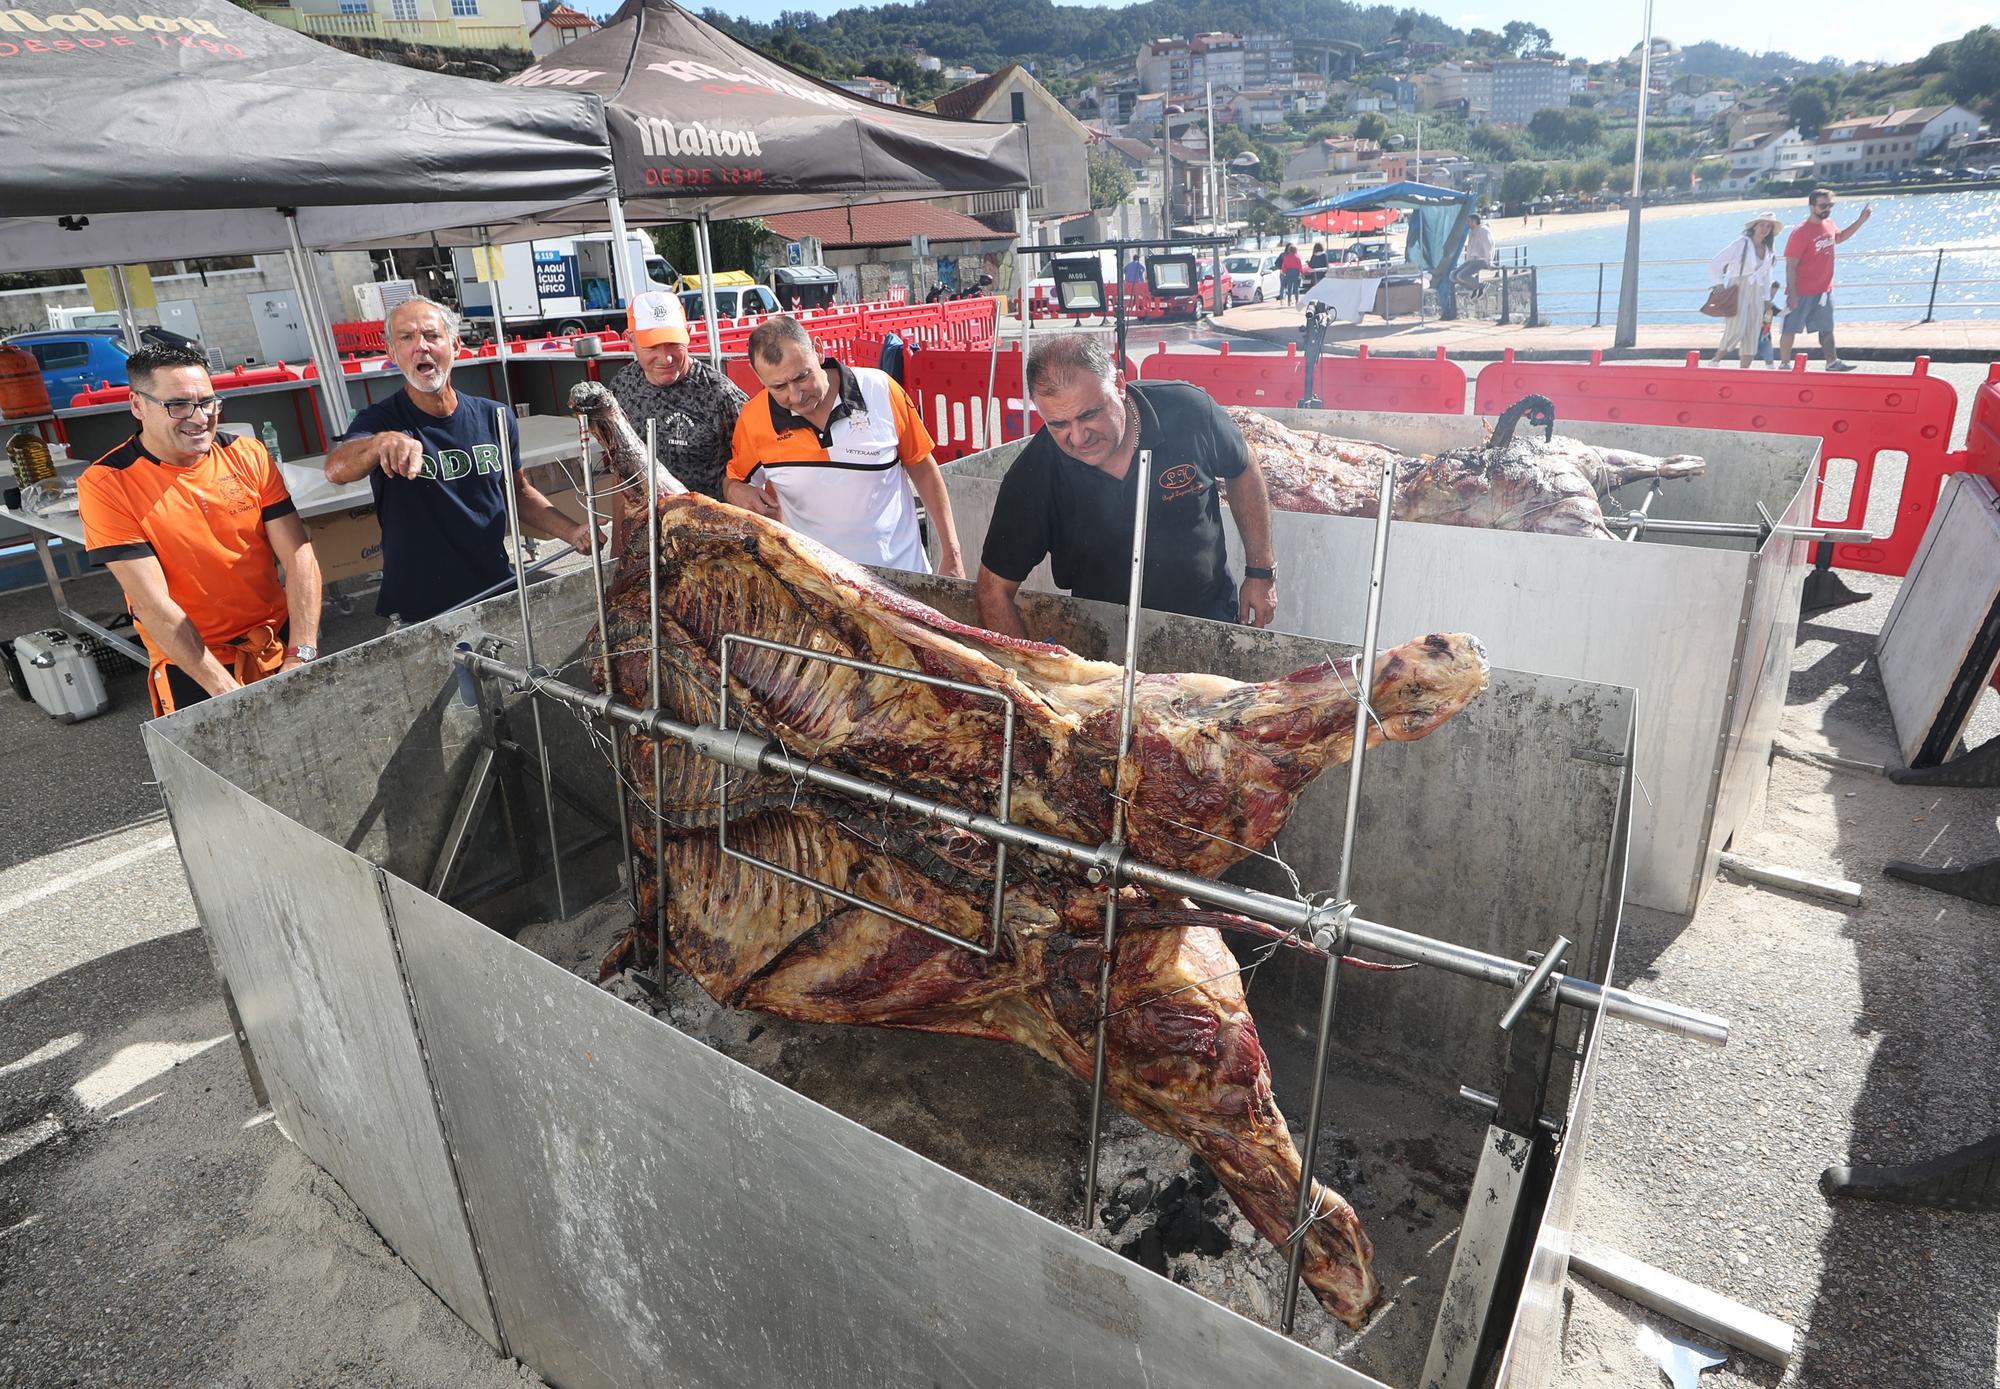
left=1051, top=257, right=1106, bottom=314
left=1147, top=253, right=1197, bottom=295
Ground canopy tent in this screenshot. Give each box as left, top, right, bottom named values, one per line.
left=484, top=0, right=1035, bottom=366
left=0, top=0, right=616, bottom=272
left=1285, top=181, right=1475, bottom=318
left=490, top=0, right=1033, bottom=225
left=1299, top=208, right=1400, bottom=236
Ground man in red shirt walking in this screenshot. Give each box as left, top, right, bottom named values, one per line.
left=1779, top=188, right=1871, bottom=371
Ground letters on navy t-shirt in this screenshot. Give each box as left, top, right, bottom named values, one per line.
left=980, top=381, right=1249, bottom=622
left=338, top=391, right=520, bottom=623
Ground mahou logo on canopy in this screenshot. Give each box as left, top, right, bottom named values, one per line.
left=633, top=117, right=763, bottom=161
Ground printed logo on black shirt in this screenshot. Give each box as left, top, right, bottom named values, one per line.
left=1158, top=463, right=1202, bottom=500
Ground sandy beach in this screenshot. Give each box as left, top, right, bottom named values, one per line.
left=1492, top=200, right=1769, bottom=244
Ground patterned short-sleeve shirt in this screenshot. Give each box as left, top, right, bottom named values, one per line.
left=608, top=357, right=747, bottom=500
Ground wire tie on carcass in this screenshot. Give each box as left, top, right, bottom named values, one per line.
left=1284, top=1187, right=1333, bottom=1248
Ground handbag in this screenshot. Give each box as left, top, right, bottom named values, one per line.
left=1700, top=243, right=1749, bottom=317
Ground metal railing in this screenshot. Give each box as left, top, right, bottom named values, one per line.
left=1524, top=244, right=2000, bottom=326
left=267, top=9, right=531, bottom=51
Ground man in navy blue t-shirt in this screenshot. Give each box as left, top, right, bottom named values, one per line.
left=324, top=298, right=593, bottom=623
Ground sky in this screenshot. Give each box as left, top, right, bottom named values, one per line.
left=671, top=0, right=1989, bottom=67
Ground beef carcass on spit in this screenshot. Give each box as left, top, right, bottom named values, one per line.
left=568, top=381, right=1490, bottom=1330
left=1233, top=393, right=1707, bottom=539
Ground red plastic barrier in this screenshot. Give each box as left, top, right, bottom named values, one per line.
left=1473, top=352, right=1961, bottom=576
left=70, top=363, right=303, bottom=408
left=332, top=320, right=386, bottom=355
left=1965, top=363, right=2000, bottom=479
left=903, top=347, right=1138, bottom=462
left=1139, top=342, right=1468, bottom=416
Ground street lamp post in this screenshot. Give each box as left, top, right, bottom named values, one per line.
left=1613, top=0, right=1656, bottom=350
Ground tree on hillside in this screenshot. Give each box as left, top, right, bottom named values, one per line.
left=1087, top=145, right=1136, bottom=210
left=1787, top=79, right=1837, bottom=137
left=1501, top=20, right=1552, bottom=58
left=1947, top=26, right=2000, bottom=114
left=1391, top=10, right=1417, bottom=42
left=1355, top=112, right=1388, bottom=142
left=1573, top=161, right=1608, bottom=196
left=1528, top=107, right=1601, bottom=151
left=1466, top=28, right=1502, bottom=56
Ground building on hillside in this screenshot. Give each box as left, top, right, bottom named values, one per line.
left=926, top=65, right=1093, bottom=234
left=1728, top=109, right=1789, bottom=146
left=1190, top=32, right=1245, bottom=94
left=1489, top=60, right=1570, bottom=126
left=254, top=0, right=530, bottom=50
left=1283, top=136, right=1383, bottom=199
left=1691, top=90, right=1737, bottom=119
left=526, top=2, right=593, bottom=57
left=1883, top=104, right=1984, bottom=155
left=832, top=75, right=902, bottom=105
left=1291, top=72, right=1330, bottom=115
left=1420, top=63, right=1493, bottom=122
left=1724, top=126, right=1811, bottom=191
left=1813, top=116, right=1879, bottom=180
left=1243, top=33, right=1295, bottom=89
left=757, top=204, right=1010, bottom=305
left=1228, top=88, right=1290, bottom=129
left=1137, top=38, right=1194, bottom=100
left=1126, top=92, right=1167, bottom=135
left=1370, top=75, right=1417, bottom=112
left=940, top=65, right=985, bottom=83
left=1093, top=76, right=1141, bottom=126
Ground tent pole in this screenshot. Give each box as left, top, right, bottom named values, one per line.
left=281, top=213, right=350, bottom=441
left=695, top=211, right=723, bottom=373
left=480, top=230, right=520, bottom=419
left=605, top=195, right=636, bottom=311
left=1016, top=192, right=1032, bottom=373
left=109, top=266, right=141, bottom=354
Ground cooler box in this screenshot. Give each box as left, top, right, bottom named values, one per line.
left=15, top=628, right=109, bottom=722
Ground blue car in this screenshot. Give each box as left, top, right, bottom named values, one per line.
left=3, top=329, right=131, bottom=405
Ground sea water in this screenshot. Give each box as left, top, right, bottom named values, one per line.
left=1504, top=189, right=2000, bottom=324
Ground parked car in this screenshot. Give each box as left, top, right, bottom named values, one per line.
left=1949, top=167, right=1980, bottom=181
left=2, top=328, right=130, bottom=404
left=680, top=283, right=783, bottom=321
left=1223, top=252, right=1282, bottom=304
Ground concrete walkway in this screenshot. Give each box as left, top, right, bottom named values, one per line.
left=1212, top=300, right=2000, bottom=363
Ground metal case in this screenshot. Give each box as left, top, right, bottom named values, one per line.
left=15, top=626, right=109, bottom=722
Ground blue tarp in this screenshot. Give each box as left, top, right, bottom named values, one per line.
left=1284, top=181, right=1476, bottom=318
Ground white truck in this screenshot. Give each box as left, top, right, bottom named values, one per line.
left=454, top=232, right=679, bottom=340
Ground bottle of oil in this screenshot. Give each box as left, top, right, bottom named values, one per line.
left=8, top=431, right=54, bottom=489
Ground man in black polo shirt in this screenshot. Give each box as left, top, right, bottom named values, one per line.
left=975, top=334, right=1276, bottom=639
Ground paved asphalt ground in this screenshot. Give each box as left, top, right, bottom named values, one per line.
left=2, top=368, right=1997, bottom=1386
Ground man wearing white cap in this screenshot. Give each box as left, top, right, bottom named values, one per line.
left=609, top=290, right=748, bottom=500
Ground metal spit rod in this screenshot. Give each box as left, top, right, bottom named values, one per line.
left=1282, top=448, right=1397, bottom=1333
left=497, top=409, right=568, bottom=919
left=1082, top=447, right=1154, bottom=1227
left=1608, top=513, right=1873, bottom=544
left=646, top=419, right=666, bottom=969
left=453, top=648, right=1733, bottom=1053
left=576, top=419, right=637, bottom=914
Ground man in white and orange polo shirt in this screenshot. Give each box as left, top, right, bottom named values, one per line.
left=724, top=315, right=964, bottom=577
left=79, top=343, right=323, bottom=716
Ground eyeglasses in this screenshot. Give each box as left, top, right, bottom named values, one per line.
left=133, top=388, right=223, bottom=420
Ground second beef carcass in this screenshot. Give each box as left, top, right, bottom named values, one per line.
left=1232, top=393, right=1707, bottom=539
left=569, top=381, right=1490, bottom=1329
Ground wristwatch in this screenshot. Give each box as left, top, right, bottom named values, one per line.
left=286, top=644, right=319, bottom=662
left=1244, top=564, right=1278, bottom=582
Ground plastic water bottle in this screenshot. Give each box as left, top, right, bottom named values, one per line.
left=260, top=420, right=283, bottom=464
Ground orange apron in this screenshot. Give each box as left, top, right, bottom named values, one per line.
left=147, top=624, right=286, bottom=717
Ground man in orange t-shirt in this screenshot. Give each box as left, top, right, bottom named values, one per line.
left=78, top=343, right=323, bottom=715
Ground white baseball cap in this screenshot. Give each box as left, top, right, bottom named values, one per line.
left=628, top=290, right=690, bottom=347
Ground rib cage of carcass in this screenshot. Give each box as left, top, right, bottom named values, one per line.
left=1233, top=394, right=1707, bottom=539
left=569, top=381, right=1490, bottom=1330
